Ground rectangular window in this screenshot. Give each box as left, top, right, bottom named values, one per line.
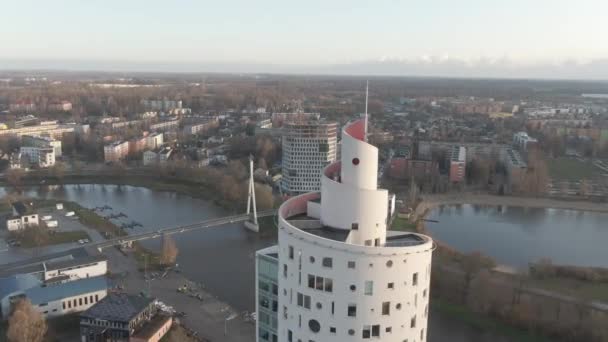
left=372, top=325, right=380, bottom=337
left=347, top=261, right=356, bottom=269
left=315, top=276, right=324, bottom=290
left=330, top=327, right=336, bottom=333
left=411, top=315, right=417, bottom=328
left=362, top=325, right=371, bottom=338
left=308, top=275, right=315, bottom=289
left=259, top=280, right=270, bottom=292
left=364, top=281, right=373, bottom=295
left=387, top=282, right=394, bottom=289
left=84, top=297, right=88, bottom=305
left=382, top=302, right=390, bottom=315
left=331, top=301, right=335, bottom=315
left=283, top=264, right=288, bottom=278
left=79, top=298, right=83, bottom=306
left=386, top=327, right=392, bottom=333
left=288, top=246, right=294, bottom=259
left=62, top=302, right=65, bottom=310
left=324, top=278, right=333, bottom=292
left=351, top=223, right=358, bottom=230
left=364, top=240, right=372, bottom=246
left=322, top=257, right=332, bottom=268
left=347, top=304, right=357, bottom=317
left=413, top=272, right=418, bottom=286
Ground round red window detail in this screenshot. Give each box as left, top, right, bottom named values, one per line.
left=352, top=158, right=360, bottom=165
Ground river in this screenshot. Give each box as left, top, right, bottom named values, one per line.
left=1, top=184, right=538, bottom=341
left=426, top=204, right=608, bottom=269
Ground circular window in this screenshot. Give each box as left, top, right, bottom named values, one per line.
left=386, top=260, right=393, bottom=268
left=348, top=329, right=355, bottom=336
left=352, top=158, right=360, bottom=165
left=349, top=285, right=356, bottom=291
left=396, top=303, right=402, bottom=310
left=316, top=302, right=322, bottom=309
left=309, top=256, right=315, bottom=263
left=308, top=319, right=321, bottom=333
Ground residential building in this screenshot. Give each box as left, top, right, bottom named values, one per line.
left=145, top=132, right=163, bottom=150
left=256, top=116, right=434, bottom=342
left=502, top=148, right=527, bottom=184
left=141, top=99, right=182, bottom=111
left=9, top=101, right=36, bottom=113
left=0, top=275, right=107, bottom=320
left=0, top=122, right=89, bottom=138
left=256, top=118, right=272, bottom=129
left=513, top=131, right=538, bottom=152
left=19, top=146, right=55, bottom=168
left=281, top=121, right=338, bottom=194
left=449, top=146, right=466, bottom=183
left=6, top=202, right=39, bottom=231
left=388, top=158, right=438, bottom=180
left=104, top=141, right=129, bottom=163
left=22, top=135, right=62, bottom=157
left=182, top=119, right=219, bottom=135
left=48, top=101, right=72, bottom=112
left=150, top=118, right=180, bottom=132
left=80, top=293, right=170, bottom=342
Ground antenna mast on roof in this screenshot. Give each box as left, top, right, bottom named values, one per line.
left=364, top=80, right=369, bottom=141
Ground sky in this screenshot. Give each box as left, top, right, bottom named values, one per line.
left=2, top=0, right=608, bottom=78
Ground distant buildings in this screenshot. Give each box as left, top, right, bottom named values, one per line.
left=281, top=120, right=338, bottom=194
left=6, top=201, right=39, bottom=231
left=150, top=118, right=180, bottom=132
left=9, top=101, right=36, bottom=113
left=48, top=101, right=72, bottom=112
left=104, top=141, right=129, bottom=163
left=448, top=146, right=466, bottom=183
left=182, top=118, right=219, bottom=135
left=141, top=99, right=182, bottom=111
left=271, top=112, right=320, bottom=127
left=22, top=134, right=62, bottom=157
left=80, top=293, right=171, bottom=342
left=0, top=121, right=89, bottom=139
left=513, top=132, right=538, bottom=152
left=502, top=148, right=527, bottom=183
left=20, top=146, right=56, bottom=168
left=146, top=132, right=164, bottom=150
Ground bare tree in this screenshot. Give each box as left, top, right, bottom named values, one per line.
left=7, top=298, right=47, bottom=342
left=160, top=233, right=178, bottom=267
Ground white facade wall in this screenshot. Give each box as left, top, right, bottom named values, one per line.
left=40, top=289, right=107, bottom=318
left=278, top=207, right=433, bottom=342
left=6, top=214, right=39, bottom=231
left=143, top=151, right=159, bottom=166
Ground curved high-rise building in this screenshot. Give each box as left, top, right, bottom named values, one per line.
left=256, top=115, right=434, bottom=342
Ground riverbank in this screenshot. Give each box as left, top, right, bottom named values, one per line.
left=415, top=193, right=608, bottom=219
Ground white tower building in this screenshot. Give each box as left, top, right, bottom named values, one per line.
left=256, top=99, right=434, bottom=342
left=281, top=121, right=338, bottom=194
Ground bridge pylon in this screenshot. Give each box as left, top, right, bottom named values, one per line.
left=244, top=154, right=259, bottom=232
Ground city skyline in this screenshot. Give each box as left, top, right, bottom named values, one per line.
left=2, top=0, right=608, bottom=79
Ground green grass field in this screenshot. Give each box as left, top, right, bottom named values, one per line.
left=390, top=216, right=417, bottom=232
left=547, top=158, right=601, bottom=180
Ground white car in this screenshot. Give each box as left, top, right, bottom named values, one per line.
left=78, top=239, right=85, bottom=244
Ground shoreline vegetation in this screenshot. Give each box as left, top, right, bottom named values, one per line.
left=407, top=193, right=608, bottom=342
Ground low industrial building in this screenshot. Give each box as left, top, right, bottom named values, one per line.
left=0, top=253, right=109, bottom=320
left=80, top=293, right=171, bottom=342
left=6, top=201, right=39, bottom=231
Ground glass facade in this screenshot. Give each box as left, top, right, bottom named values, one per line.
left=257, top=250, right=279, bottom=342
